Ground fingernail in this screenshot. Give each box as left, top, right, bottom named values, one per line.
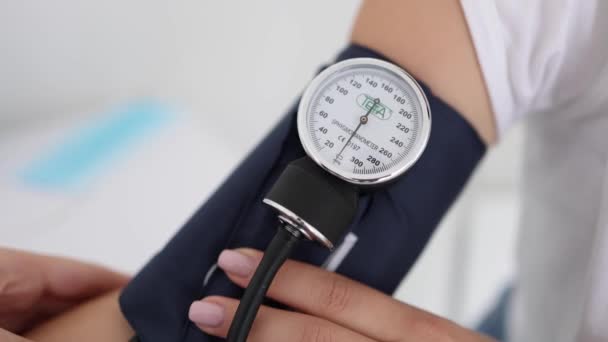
left=217, top=249, right=256, bottom=277
left=189, top=301, right=224, bottom=327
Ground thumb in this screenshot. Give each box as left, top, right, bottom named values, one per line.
left=0, top=328, right=32, bottom=342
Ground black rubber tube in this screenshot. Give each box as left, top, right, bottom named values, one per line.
left=226, top=226, right=302, bottom=342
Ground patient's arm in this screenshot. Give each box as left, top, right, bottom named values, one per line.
left=352, top=0, right=495, bottom=144
left=22, top=0, right=494, bottom=340
left=24, top=290, right=133, bottom=342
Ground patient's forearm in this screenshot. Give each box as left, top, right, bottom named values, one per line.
left=24, top=290, right=133, bottom=342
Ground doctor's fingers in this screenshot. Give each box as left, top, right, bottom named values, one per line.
left=0, top=247, right=128, bottom=306
left=215, top=248, right=496, bottom=342
left=190, top=296, right=375, bottom=342
left=0, top=247, right=128, bottom=332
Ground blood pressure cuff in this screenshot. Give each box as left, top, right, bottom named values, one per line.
left=119, top=44, right=486, bottom=342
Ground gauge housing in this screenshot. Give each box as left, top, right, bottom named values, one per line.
left=297, top=58, right=431, bottom=186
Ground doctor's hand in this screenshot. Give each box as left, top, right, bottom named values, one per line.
left=0, top=247, right=128, bottom=337
left=190, top=249, right=496, bottom=342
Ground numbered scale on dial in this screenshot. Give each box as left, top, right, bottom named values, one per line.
left=297, top=58, right=431, bottom=185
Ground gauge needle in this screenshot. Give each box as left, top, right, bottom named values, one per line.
left=335, top=97, right=380, bottom=162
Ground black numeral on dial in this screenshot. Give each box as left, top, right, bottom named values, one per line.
left=396, top=123, right=410, bottom=133
left=379, top=148, right=393, bottom=158
left=399, top=109, right=412, bottom=119
left=350, top=157, right=364, bottom=167
left=367, top=155, right=381, bottom=166
left=390, top=136, right=404, bottom=147
left=335, top=86, right=348, bottom=95
left=382, top=83, right=393, bottom=93
left=394, top=95, right=406, bottom=104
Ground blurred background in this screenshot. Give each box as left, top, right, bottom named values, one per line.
left=0, top=1, right=521, bottom=329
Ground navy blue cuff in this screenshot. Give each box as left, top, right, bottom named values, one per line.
left=119, top=43, right=486, bottom=342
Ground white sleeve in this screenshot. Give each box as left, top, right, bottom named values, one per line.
left=460, top=0, right=608, bottom=137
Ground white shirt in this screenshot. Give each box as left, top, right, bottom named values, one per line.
left=460, top=1, right=608, bottom=341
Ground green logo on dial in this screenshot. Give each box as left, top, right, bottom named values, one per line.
left=356, top=94, right=393, bottom=120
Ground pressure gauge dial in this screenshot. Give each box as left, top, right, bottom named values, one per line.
left=298, top=58, right=431, bottom=185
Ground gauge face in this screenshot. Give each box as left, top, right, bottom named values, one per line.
left=297, top=58, right=431, bottom=185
